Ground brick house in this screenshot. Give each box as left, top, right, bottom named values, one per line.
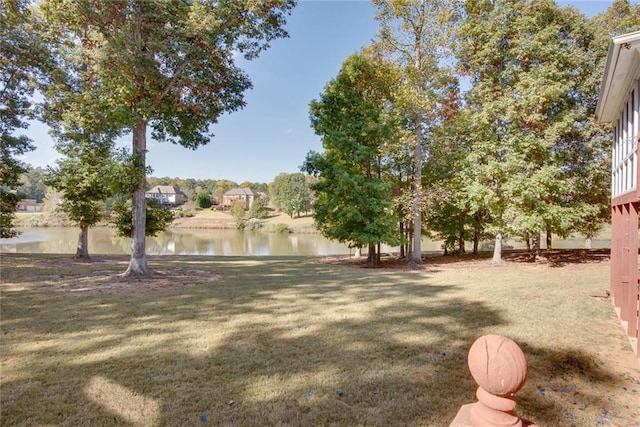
left=222, top=188, right=260, bottom=210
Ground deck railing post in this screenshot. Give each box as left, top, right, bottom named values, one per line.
left=450, top=335, right=536, bottom=427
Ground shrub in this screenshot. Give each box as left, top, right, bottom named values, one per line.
left=249, top=198, right=270, bottom=219
left=272, top=223, right=291, bottom=233
left=230, top=200, right=246, bottom=228
left=110, top=197, right=174, bottom=237
left=195, top=191, right=212, bottom=209
left=245, top=218, right=263, bottom=230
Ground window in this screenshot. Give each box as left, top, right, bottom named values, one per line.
left=612, top=78, right=639, bottom=198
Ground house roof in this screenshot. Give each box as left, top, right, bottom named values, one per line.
left=224, top=188, right=259, bottom=196
left=146, top=185, right=185, bottom=195
left=595, top=30, right=640, bottom=124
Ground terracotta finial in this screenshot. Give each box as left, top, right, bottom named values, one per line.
left=450, top=335, right=535, bottom=427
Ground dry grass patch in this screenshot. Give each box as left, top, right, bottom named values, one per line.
left=0, top=252, right=638, bottom=426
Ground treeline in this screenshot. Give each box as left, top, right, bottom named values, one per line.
left=145, top=177, right=268, bottom=205
left=14, top=167, right=315, bottom=217
left=303, top=0, right=640, bottom=265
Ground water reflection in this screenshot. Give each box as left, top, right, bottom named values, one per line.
left=0, top=227, right=360, bottom=256
left=0, top=227, right=610, bottom=256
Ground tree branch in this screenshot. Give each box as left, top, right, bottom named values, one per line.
left=154, top=60, right=189, bottom=106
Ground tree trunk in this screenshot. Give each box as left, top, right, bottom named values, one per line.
left=407, top=221, right=413, bottom=260
left=367, top=244, right=377, bottom=266
left=492, top=232, right=502, bottom=266
left=472, top=212, right=481, bottom=255
left=125, top=120, right=149, bottom=276
left=458, top=214, right=466, bottom=254
left=74, top=225, right=90, bottom=259
left=531, top=233, right=540, bottom=260
left=546, top=228, right=552, bottom=250
left=585, top=234, right=592, bottom=249
left=411, top=125, right=422, bottom=263
left=399, top=221, right=405, bottom=258
left=354, top=246, right=362, bottom=258
left=473, top=225, right=479, bottom=254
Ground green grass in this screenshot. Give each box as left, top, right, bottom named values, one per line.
left=1, top=253, right=638, bottom=426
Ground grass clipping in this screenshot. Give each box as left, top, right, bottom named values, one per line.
left=0, top=251, right=638, bottom=426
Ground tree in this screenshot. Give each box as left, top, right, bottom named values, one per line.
left=1, top=0, right=50, bottom=238
left=373, top=0, right=460, bottom=262
left=39, top=0, right=295, bottom=275
left=250, top=197, right=270, bottom=219
left=195, top=191, right=212, bottom=209
left=305, top=53, right=403, bottom=265
left=17, top=167, right=47, bottom=202
left=456, top=0, right=611, bottom=263
left=592, top=0, right=640, bottom=37
left=46, top=133, right=118, bottom=259
left=230, top=199, right=246, bottom=228
left=269, top=172, right=312, bottom=218
left=110, top=197, right=174, bottom=238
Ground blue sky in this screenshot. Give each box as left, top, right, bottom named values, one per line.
left=20, top=0, right=629, bottom=184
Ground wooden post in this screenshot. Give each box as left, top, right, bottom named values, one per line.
left=450, top=335, right=536, bottom=427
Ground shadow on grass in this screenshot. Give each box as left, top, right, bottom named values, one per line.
left=518, top=343, right=640, bottom=426
left=502, top=249, right=611, bottom=268
left=0, top=255, right=635, bottom=426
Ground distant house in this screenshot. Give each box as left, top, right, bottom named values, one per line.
left=222, top=188, right=260, bottom=210
left=145, top=185, right=188, bottom=206
left=16, top=199, right=41, bottom=212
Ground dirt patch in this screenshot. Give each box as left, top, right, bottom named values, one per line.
left=321, top=249, right=611, bottom=269
left=7, top=256, right=221, bottom=294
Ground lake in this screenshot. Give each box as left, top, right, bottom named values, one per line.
left=0, top=227, right=610, bottom=256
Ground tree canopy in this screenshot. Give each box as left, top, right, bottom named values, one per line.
left=38, top=0, right=295, bottom=275
left=46, top=133, right=119, bottom=258
left=1, top=0, right=51, bottom=238
left=456, top=0, right=612, bottom=262
left=305, top=53, right=404, bottom=265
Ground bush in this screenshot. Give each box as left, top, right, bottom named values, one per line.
left=174, top=207, right=195, bottom=218
left=230, top=200, right=246, bottom=228
left=245, top=218, right=263, bottom=230
left=195, top=191, right=212, bottom=209
left=109, top=197, right=174, bottom=237
left=272, top=223, right=291, bottom=233
left=249, top=198, right=270, bottom=219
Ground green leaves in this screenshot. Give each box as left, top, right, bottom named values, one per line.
left=109, top=197, right=174, bottom=238
left=455, top=0, right=612, bottom=248
left=0, top=0, right=51, bottom=238
left=46, top=134, right=117, bottom=229
left=306, top=53, right=404, bottom=260
left=268, top=172, right=312, bottom=218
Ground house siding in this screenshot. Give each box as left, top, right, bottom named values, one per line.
left=596, top=30, right=640, bottom=358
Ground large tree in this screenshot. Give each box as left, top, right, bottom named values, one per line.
left=0, top=0, right=50, bottom=238
left=305, top=53, right=403, bottom=265
left=268, top=172, right=312, bottom=218
left=39, top=0, right=295, bottom=275
left=373, top=0, right=460, bottom=262
left=456, top=0, right=611, bottom=263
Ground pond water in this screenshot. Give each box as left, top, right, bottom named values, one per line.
left=0, top=227, right=610, bottom=256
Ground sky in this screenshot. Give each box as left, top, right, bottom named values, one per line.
left=19, top=0, right=632, bottom=184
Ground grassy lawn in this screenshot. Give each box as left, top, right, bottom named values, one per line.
left=170, top=209, right=316, bottom=233
left=1, top=252, right=638, bottom=426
